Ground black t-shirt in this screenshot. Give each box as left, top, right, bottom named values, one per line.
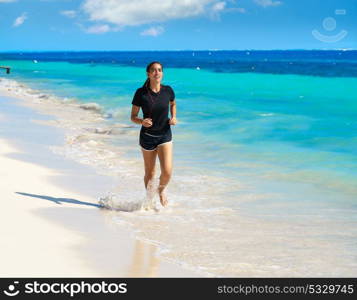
left=131, top=84, right=175, bottom=134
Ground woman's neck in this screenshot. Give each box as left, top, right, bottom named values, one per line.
left=149, top=81, right=161, bottom=93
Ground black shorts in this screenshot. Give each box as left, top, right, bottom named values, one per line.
left=139, top=128, right=172, bottom=151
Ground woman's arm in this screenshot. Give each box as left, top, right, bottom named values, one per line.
left=169, top=100, right=177, bottom=125
left=131, top=105, right=152, bottom=127
left=131, top=105, right=143, bottom=125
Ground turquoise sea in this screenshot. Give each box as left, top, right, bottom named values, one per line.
left=1, top=51, right=356, bottom=276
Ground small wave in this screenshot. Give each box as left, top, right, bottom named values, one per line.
left=98, top=191, right=161, bottom=212
left=0, top=78, right=138, bottom=135
left=98, top=179, right=162, bottom=213
left=0, top=78, right=76, bottom=105
left=258, top=113, right=274, bottom=117
left=193, top=207, right=235, bottom=215
left=99, top=193, right=142, bottom=212
left=82, top=123, right=135, bottom=136
left=79, top=102, right=102, bottom=113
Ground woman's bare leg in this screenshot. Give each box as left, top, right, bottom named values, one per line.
left=141, top=149, right=157, bottom=204
left=157, top=142, right=173, bottom=206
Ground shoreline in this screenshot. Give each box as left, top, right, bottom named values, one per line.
left=0, top=90, right=204, bottom=277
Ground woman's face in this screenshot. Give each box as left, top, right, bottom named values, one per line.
left=147, top=63, right=163, bottom=83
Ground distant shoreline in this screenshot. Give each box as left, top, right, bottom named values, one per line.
left=1, top=49, right=356, bottom=53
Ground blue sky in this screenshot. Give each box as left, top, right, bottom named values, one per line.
left=0, top=0, right=356, bottom=51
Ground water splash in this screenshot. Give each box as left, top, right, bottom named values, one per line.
left=98, top=192, right=142, bottom=212
left=98, top=179, right=160, bottom=212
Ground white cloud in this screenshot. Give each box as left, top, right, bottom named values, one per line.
left=85, top=24, right=110, bottom=34
left=212, top=1, right=226, bottom=12
left=210, top=1, right=226, bottom=20
left=140, top=26, right=164, bottom=37
left=60, top=10, right=77, bottom=18
left=81, top=0, right=219, bottom=27
left=77, top=23, right=122, bottom=34
left=254, top=0, right=282, bottom=7
left=13, top=12, right=27, bottom=27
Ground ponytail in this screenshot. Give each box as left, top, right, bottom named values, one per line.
left=142, top=78, right=150, bottom=88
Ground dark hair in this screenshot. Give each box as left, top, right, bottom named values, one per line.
left=142, top=61, right=163, bottom=88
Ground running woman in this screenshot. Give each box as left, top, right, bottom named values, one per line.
left=130, top=61, right=177, bottom=207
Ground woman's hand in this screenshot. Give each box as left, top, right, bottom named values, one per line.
left=169, top=117, right=177, bottom=125
left=142, top=118, right=153, bottom=127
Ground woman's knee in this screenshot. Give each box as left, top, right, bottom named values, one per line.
left=161, top=169, right=172, bottom=180
left=144, top=170, right=156, bottom=181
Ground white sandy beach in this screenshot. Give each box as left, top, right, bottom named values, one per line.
left=0, top=91, right=201, bottom=277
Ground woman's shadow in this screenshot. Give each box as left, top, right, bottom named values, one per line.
left=15, top=192, right=103, bottom=208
